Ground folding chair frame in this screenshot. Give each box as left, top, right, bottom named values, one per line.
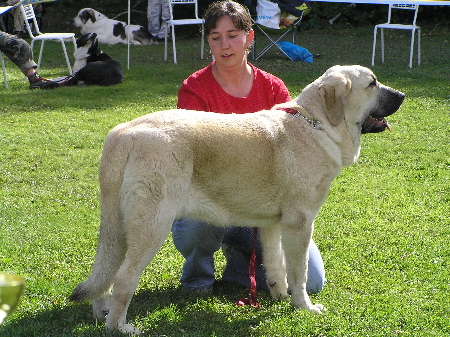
left=251, top=13, right=303, bottom=61
left=1, top=51, right=9, bottom=89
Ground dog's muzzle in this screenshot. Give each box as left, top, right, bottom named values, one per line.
left=362, top=88, right=405, bottom=134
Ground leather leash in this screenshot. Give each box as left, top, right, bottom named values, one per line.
left=236, top=227, right=259, bottom=308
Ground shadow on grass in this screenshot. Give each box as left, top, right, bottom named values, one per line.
left=0, top=282, right=279, bottom=337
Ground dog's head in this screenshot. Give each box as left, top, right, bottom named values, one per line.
left=74, top=33, right=101, bottom=59
left=72, top=8, right=107, bottom=27
left=277, top=65, right=405, bottom=165
left=73, top=33, right=102, bottom=72
left=317, top=65, right=404, bottom=134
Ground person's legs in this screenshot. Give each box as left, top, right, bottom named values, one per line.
left=0, top=31, right=37, bottom=75
left=5, top=1, right=25, bottom=35
left=221, top=227, right=326, bottom=294
left=306, top=239, right=326, bottom=294
left=157, top=0, right=171, bottom=40
left=221, top=227, right=268, bottom=290
left=147, top=0, right=162, bottom=38
left=172, top=219, right=227, bottom=290
left=0, top=31, right=59, bottom=89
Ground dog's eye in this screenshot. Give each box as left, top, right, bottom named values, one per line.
left=368, top=79, right=377, bottom=88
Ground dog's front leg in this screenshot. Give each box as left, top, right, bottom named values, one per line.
left=259, top=225, right=289, bottom=300
left=281, top=221, right=325, bottom=314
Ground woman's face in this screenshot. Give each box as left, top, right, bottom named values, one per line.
left=207, top=15, right=254, bottom=67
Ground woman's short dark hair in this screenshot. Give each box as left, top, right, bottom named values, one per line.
left=204, top=1, right=253, bottom=37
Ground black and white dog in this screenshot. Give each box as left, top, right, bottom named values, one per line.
left=64, top=33, right=124, bottom=87
left=72, top=8, right=157, bottom=45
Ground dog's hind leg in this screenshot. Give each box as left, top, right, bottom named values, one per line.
left=281, top=220, right=325, bottom=314
left=70, top=130, right=132, bottom=319
left=105, top=168, right=178, bottom=334
left=69, top=180, right=128, bottom=321
left=259, top=225, right=289, bottom=300
left=105, top=206, right=174, bottom=335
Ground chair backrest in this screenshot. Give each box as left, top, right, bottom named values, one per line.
left=20, top=4, right=42, bottom=37
left=386, top=4, right=419, bottom=26
left=254, top=0, right=281, bottom=29
left=252, top=0, right=307, bottom=30
left=169, top=0, right=201, bottom=20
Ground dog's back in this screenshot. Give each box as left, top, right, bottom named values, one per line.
left=74, top=8, right=156, bottom=45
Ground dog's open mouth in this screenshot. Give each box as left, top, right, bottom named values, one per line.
left=361, top=116, right=391, bottom=134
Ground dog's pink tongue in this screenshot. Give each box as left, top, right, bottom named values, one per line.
left=383, top=118, right=392, bottom=132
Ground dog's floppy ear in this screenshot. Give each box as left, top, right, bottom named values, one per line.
left=92, top=36, right=101, bottom=55
left=80, top=9, right=95, bottom=24
left=87, top=9, right=96, bottom=23
left=319, top=73, right=352, bottom=126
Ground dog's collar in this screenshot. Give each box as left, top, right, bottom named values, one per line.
left=279, top=107, right=322, bottom=130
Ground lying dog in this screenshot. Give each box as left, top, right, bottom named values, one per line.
left=72, top=8, right=156, bottom=45
left=70, top=65, right=404, bottom=335
left=63, top=33, right=123, bottom=87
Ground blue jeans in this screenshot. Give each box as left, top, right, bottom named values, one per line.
left=172, top=219, right=326, bottom=294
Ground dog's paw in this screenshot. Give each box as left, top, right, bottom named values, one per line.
left=118, top=323, right=141, bottom=335
left=92, top=305, right=107, bottom=322
left=291, top=294, right=326, bottom=314
left=268, top=280, right=289, bottom=300
left=308, top=303, right=326, bottom=314
left=92, top=297, right=110, bottom=322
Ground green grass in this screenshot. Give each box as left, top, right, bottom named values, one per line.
left=1, top=25, right=449, bottom=336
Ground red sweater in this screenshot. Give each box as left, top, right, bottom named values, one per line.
left=177, top=62, right=291, bottom=114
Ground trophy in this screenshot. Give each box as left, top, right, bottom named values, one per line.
left=0, top=273, right=25, bottom=324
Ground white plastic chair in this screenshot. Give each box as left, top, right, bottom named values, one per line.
left=372, top=4, right=420, bottom=68
left=20, top=4, right=76, bottom=74
left=164, top=0, right=204, bottom=64
left=0, top=51, right=9, bottom=89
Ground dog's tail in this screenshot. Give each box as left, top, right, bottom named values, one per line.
left=69, top=125, right=131, bottom=302
left=132, top=27, right=158, bottom=45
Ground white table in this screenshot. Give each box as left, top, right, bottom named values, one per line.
left=311, top=0, right=450, bottom=5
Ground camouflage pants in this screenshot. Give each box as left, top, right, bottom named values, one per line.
left=147, top=0, right=170, bottom=39
left=0, top=31, right=37, bottom=75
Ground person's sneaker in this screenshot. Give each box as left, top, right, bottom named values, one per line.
left=28, top=73, right=61, bottom=90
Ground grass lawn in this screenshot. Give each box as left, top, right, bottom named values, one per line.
left=0, top=25, right=449, bottom=336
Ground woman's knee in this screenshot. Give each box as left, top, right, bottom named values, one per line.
left=306, top=239, right=326, bottom=294
left=172, top=219, right=226, bottom=256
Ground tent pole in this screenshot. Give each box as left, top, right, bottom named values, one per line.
left=127, top=0, right=130, bottom=69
